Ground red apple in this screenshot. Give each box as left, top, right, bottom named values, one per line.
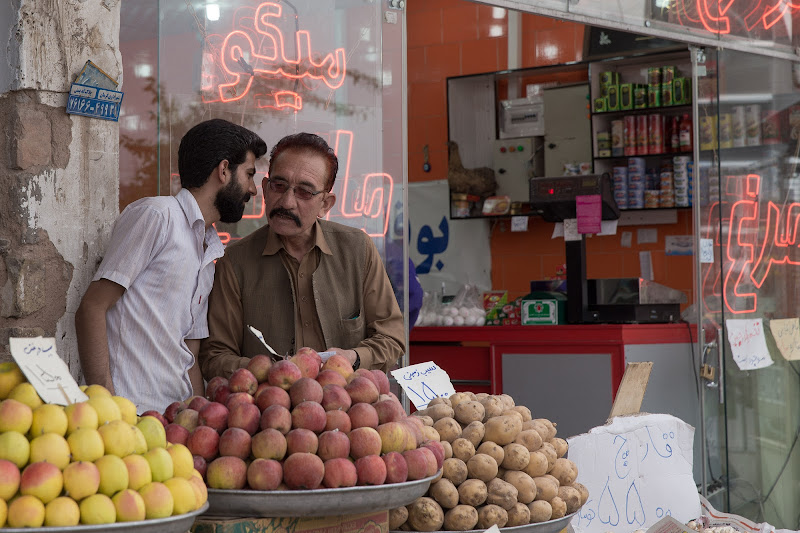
left=140, top=410, right=167, bottom=427
left=321, top=384, right=352, bottom=412
left=255, top=386, right=291, bottom=412
left=316, top=369, right=347, bottom=388
left=370, top=370, right=391, bottom=395
left=267, top=360, right=302, bottom=390
left=246, top=355, right=273, bottom=383
left=289, top=378, right=324, bottom=408
left=355, top=455, right=387, bottom=486
left=198, top=402, right=229, bottom=434
left=205, top=376, right=228, bottom=401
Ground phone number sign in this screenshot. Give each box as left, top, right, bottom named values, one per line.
left=66, top=83, right=123, bottom=122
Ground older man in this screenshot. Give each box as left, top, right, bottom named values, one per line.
left=199, top=133, right=405, bottom=379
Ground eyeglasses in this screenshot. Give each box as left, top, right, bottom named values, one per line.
left=266, top=178, right=326, bottom=201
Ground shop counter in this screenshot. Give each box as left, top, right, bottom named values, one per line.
left=409, top=324, right=698, bottom=441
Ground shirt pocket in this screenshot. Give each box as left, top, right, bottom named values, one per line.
left=340, top=309, right=365, bottom=347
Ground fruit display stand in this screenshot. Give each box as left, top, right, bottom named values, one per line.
left=1, top=502, right=209, bottom=533
left=203, top=472, right=438, bottom=517
left=390, top=511, right=576, bottom=533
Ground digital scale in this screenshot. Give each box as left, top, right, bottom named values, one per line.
left=529, top=174, right=684, bottom=324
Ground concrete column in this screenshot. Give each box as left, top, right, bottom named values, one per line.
left=0, top=0, right=122, bottom=383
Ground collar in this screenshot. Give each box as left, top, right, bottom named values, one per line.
left=175, top=188, right=205, bottom=228
left=262, top=219, right=333, bottom=257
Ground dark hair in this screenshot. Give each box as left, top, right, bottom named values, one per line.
left=178, top=119, right=268, bottom=189
left=268, top=133, right=339, bottom=191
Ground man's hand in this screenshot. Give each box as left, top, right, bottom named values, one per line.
left=326, top=347, right=359, bottom=367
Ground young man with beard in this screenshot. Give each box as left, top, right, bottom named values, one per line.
left=76, top=119, right=267, bottom=413
left=199, top=133, right=405, bottom=379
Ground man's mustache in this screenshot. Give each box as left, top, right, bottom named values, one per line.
left=269, top=208, right=301, bottom=227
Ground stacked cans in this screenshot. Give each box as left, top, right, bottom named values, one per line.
left=660, top=164, right=675, bottom=208
left=612, top=166, right=628, bottom=209
left=673, top=156, right=691, bottom=207
left=628, top=157, right=646, bottom=209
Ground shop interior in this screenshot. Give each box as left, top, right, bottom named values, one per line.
left=116, top=0, right=800, bottom=528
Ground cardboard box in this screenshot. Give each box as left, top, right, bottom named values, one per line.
left=606, top=85, right=620, bottom=111
left=619, top=83, right=633, bottom=110
left=192, top=510, right=388, bottom=533
left=593, top=97, right=607, bottom=113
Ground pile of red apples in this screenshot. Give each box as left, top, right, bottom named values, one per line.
left=149, top=349, right=443, bottom=491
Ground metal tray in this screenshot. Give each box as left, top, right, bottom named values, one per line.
left=204, top=473, right=439, bottom=518
left=1, top=502, right=208, bottom=532
left=392, top=511, right=576, bottom=533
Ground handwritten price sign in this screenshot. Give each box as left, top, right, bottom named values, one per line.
left=768, top=318, right=800, bottom=361
left=9, top=337, right=88, bottom=405
left=390, top=361, right=456, bottom=410
left=725, top=318, right=774, bottom=371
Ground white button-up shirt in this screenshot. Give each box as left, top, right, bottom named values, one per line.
left=94, top=188, right=224, bottom=413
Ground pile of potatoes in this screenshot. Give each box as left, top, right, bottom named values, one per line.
left=390, top=392, right=588, bottom=532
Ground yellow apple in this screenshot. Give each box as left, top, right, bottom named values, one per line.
left=137, top=416, right=167, bottom=450
left=0, top=431, right=30, bottom=468
left=112, top=488, right=146, bottom=522
left=0, top=362, right=26, bottom=400
left=63, top=460, right=100, bottom=501
left=87, top=396, right=121, bottom=425
left=44, top=496, right=80, bottom=526
left=144, top=447, right=174, bottom=482
left=19, top=461, right=63, bottom=504
left=7, top=382, right=43, bottom=409
left=167, top=443, right=194, bottom=479
left=123, top=453, right=153, bottom=491
left=29, top=433, right=71, bottom=470
left=79, top=493, right=116, bottom=524
left=138, top=481, right=174, bottom=519
left=7, top=494, right=45, bottom=528
left=112, top=396, right=138, bottom=425
left=0, top=398, right=33, bottom=433
left=64, top=401, right=99, bottom=434
left=67, top=427, right=105, bottom=462
left=97, top=419, right=137, bottom=457
left=84, top=384, right=112, bottom=398
left=163, top=476, right=196, bottom=515
left=29, top=403, right=68, bottom=437
left=94, top=454, right=129, bottom=497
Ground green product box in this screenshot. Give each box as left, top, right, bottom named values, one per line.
left=673, top=77, right=691, bottom=104
left=619, top=83, right=633, bottom=110
left=662, top=65, right=677, bottom=83
left=606, top=85, right=620, bottom=111
left=593, top=97, right=608, bottom=113
left=521, top=291, right=567, bottom=325
left=661, top=82, right=674, bottom=106
left=634, top=85, right=648, bottom=109
left=600, top=71, right=620, bottom=86
left=647, top=66, right=662, bottom=85
left=648, top=84, right=661, bottom=107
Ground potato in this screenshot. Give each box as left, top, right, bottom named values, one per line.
left=550, top=437, right=568, bottom=457
left=496, top=466, right=507, bottom=479
left=422, top=426, right=441, bottom=442
left=443, top=458, right=468, bottom=486
left=399, top=521, right=412, bottom=531
left=454, top=401, right=485, bottom=425
left=497, top=394, right=515, bottom=410
left=451, top=438, right=476, bottom=463
left=425, top=404, right=455, bottom=422
left=430, top=478, right=460, bottom=509
left=572, top=482, right=589, bottom=505
left=514, top=429, right=543, bottom=452
left=461, top=421, right=485, bottom=448
left=533, top=418, right=557, bottom=439
left=483, top=415, right=522, bottom=445
left=486, top=478, right=518, bottom=510
left=448, top=392, right=472, bottom=410
left=389, top=506, right=409, bottom=530
left=533, top=475, right=559, bottom=501
left=477, top=504, right=508, bottom=529
left=511, top=405, right=532, bottom=421
left=433, top=417, right=462, bottom=443
left=457, top=478, right=488, bottom=507
left=501, top=443, right=530, bottom=471
left=466, top=453, right=498, bottom=482
left=557, top=485, right=582, bottom=514
left=407, top=497, right=445, bottom=532
left=432, top=469, right=443, bottom=483
left=479, top=396, right=504, bottom=420
left=539, top=442, right=557, bottom=471
left=501, top=409, right=524, bottom=423
left=474, top=392, right=489, bottom=401
left=441, top=440, right=453, bottom=460
left=527, top=420, right=551, bottom=442
left=417, top=415, right=434, bottom=427
left=528, top=500, right=553, bottom=523
left=444, top=505, right=479, bottom=531
left=476, top=441, right=504, bottom=466
left=504, top=470, right=537, bottom=504
left=549, top=496, right=567, bottom=519
left=506, top=502, right=531, bottom=527
left=428, top=397, right=451, bottom=408
left=549, top=458, right=577, bottom=485
left=522, top=451, right=549, bottom=478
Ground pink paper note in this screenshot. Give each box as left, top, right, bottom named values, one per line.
left=576, top=194, right=601, bottom=234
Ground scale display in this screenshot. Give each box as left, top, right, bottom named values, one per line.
left=529, top=174, right=619, bottom=222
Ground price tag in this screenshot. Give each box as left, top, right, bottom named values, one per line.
left=390, top=361, right=457, bottom=410
left=9, top=337, right=88, bottom=405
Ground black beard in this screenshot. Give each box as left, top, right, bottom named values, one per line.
left=269, top=208, right=301, bottom=227
left=216, top=180, right=249, bottom=223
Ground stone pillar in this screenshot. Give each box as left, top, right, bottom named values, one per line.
left=0, top=0, right=122, bottom=383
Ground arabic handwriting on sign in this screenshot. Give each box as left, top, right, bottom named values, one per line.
left=416, top=216, right=449, bottom=274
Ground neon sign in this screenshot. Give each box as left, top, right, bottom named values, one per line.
left=673, top=0, right=798, bottom=35
left=201, top=2, right=346, bottom=110
left=701, top=173, right=800, bottom=315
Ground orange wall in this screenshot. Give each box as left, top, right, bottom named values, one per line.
left=407, top=0, right=694, bottom=307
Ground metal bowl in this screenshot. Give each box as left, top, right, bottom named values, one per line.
left=1, top=502, right=209, bottom=532
left=392, top=511, right=577, bottom=533
left=204, top=473, right=439, bottom=518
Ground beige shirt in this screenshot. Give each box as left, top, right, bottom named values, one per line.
left=199, top=220, right=405, bottom=379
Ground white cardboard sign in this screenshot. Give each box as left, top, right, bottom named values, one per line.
left=725, top=318, right=774, bottom=370
left=568, top=414, right=700, bottom=533
left=390, top=361, right=456, bottom=410
left=9, top=337, right=88, bottom=405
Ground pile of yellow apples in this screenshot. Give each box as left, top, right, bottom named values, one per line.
left=0, top=362, right=207, bottom=528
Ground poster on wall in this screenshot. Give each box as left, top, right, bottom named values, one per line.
left=408, top=180, right=491, bottom=296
